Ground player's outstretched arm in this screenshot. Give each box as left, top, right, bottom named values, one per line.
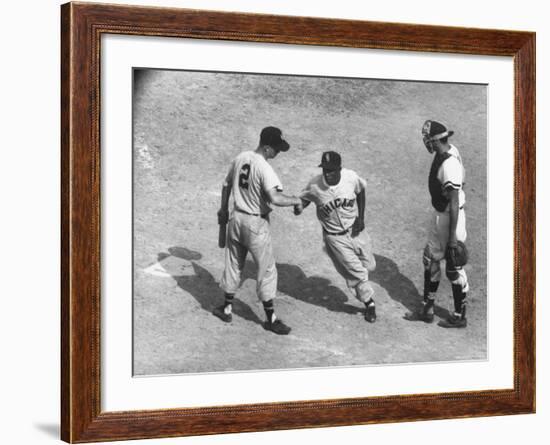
left=294, top=198, right=311, bottom=215
left=266, top=187, right=301, bottom=207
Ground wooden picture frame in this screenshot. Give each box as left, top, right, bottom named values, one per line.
left=61, top=1, right=535, bottom=442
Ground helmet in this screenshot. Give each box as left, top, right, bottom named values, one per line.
left=422, top=120, right=454, bottom=153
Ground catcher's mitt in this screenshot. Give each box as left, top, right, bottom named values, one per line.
left=445, top=241, right=469, bottom=269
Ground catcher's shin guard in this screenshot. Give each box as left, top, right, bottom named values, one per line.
left=421, top=270, right=438, bottom=324
left=445, top=254, right=470, bottom=294
left=438, top=286, right=468, bottom=328
left=423, top=270, right=439, bottom=301
left=451, top=284, right=467, bottom=317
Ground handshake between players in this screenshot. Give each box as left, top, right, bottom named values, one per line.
left=214, top=122, right=470, bottom=334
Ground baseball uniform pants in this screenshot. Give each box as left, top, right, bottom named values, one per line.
left=323, top=230, right=376, bottom=302
left=220, top=211, right=277, bottom=302
left=423, top=208, right=469, bottom=292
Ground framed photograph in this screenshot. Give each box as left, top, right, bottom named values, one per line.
left=61, top=2, right=535, bottom=442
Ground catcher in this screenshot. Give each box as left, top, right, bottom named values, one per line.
left=416, top=120, right=470, bottom=328
left=294, top=151, right=377, bottom=323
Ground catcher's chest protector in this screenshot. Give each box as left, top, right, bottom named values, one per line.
left=428, top=152, right=452, bottom=212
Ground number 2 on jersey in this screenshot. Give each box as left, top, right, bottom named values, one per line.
left=238, top=163, right=251, bottom=189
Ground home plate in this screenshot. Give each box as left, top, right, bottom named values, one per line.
left=142, top=262, right=172, bottom=277
left=142, top=255, right=196, bottom=277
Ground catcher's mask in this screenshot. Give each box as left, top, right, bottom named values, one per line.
left=422, top=120, right=454, bottom=154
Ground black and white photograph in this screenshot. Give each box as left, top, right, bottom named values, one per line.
left=3, top=0, right=546, bottom=444
left=132, top=69, right=487, bottom=376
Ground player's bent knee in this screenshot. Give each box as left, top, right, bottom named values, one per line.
left=451, top=275, right=469, bottom=292
left=423, top=246, right=433, bottom=268
left=424, top=256, right=438, bottom=272
left=423, top=259, right=431, bottom=271
left=446, top=267, right=468, bottom=290
left=355, top=280, right=374, bottom=303
left=426, top=260, right=441, bottom=281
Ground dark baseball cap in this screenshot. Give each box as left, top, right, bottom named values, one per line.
left=260, top=126, right=290, bottom=152
left=318, top=151, right=342, bottom=169
left=422, top=120, right=454, bottom=141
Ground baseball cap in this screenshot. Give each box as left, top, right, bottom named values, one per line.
left=422, top=120, right=454, bottom=141
left=260, top=126, right=290, bottom=152
left=318, top=151, right=342, bottom=169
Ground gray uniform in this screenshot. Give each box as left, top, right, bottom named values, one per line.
left=220, top=151, right=282, bottom=302
left=300, top=168, right=376, bottom=302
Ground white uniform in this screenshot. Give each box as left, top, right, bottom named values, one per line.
left=437, top=145, right=466, bottom=210
left=424, top=144, right=469, bottom=292
left=220, top=151, right=282, bottom=302
left=300, top=168, right=376, bottom=302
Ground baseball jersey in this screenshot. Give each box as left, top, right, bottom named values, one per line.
left=224, top=151, right=283, bottom=215
left=437, top=144, right=466, bottom=209
left=300, top=168, right=367, bottom=233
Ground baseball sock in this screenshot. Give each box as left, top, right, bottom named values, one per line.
left=262, top=300, right=276, bottom=323
left=451, top=284, right=467, bottom=319
left=223, top=293, right=234, bottom=315
left=364, top=298, right=375, bottom=308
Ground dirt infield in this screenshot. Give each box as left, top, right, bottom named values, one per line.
left=132, top=69, right=487, bottom=375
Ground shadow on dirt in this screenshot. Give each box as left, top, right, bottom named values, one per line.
left=160, top=247, right=451, bottom=323
left=273, top=263, right=362, bottom=315
left=160, top=247, right=263, bottom=326
left=369, top=254, right=452, bottom=321
left=223, top=260, right=360, bottom=315
left=160, top=246, right=361, bottom=322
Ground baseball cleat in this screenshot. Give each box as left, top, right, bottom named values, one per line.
left=264, top=318, right=291, bottom=335
left=421, top=313, right=434, bottom=323
left=404, top=310, right=432, bottom=323
left=364, top=305, right=376, bottom=323
left=212, top=305, right=232, bottom=323
left=439, top=314, right=467, bottom=328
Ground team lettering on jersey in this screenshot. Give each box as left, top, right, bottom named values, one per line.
left=300, top=168, right=366, bottom=233
left=319, top=197, right=356, bottom=217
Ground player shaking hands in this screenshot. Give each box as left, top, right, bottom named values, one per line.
left=294, top=151, right=377, bottom=323
left=214, top=126, right=302, bottom=335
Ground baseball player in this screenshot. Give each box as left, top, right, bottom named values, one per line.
left=294, top=151, right=377, bottom=323
left=417, top=120, right=470, bottom=328
left=214, top=126, right=303, bottom=335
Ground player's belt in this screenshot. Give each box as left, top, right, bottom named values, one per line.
left=235, top=208, right=269, bottom=219
left=323, top=228, right=350, bottom=236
